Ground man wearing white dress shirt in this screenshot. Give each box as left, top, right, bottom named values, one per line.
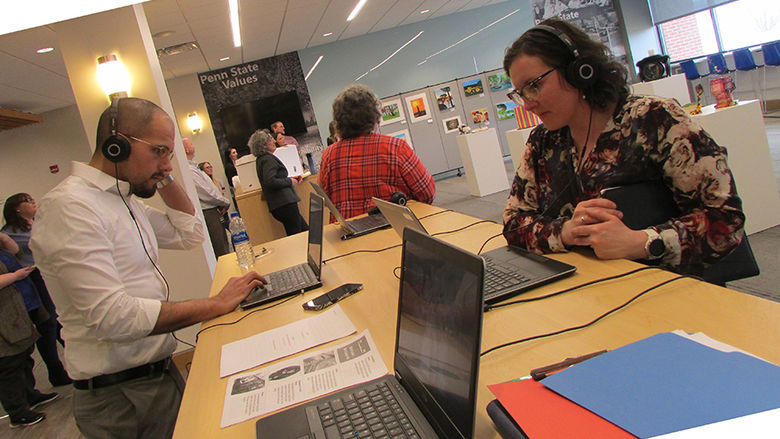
left=30, top=98, right=266, bottom=439
left=182, top=137, right=230, bottom=257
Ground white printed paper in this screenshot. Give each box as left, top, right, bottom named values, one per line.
left=220, top=305, right=357, bottom=377
left=273, top=145, right=304, bottom=177
left=220, top=330, right=388, bottom=428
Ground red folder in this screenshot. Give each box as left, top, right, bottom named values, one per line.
left=488, top=379, right=635, bottom=438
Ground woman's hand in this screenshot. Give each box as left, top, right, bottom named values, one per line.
left=290, top=176, right=303, bottom=186
left=561, top=198, right=648, bottom=260
left=12, top=265, right=35, bottom=282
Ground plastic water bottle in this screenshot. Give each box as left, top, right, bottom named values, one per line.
left=229, top=212, right=255, bottom=272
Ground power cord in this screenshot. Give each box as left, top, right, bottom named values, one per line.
left=194, top=294, right=299, bottom=342
left=480, top=274, right=687, bottom=356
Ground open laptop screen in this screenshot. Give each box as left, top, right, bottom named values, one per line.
left=307, top=193, right=324, bottom=276
left=396, top=228, right=484, bottom=438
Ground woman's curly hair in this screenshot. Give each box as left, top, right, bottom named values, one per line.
left=332, top=84, right=381, bottom=139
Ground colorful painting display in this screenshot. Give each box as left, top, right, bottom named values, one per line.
left=488, top=73, right=512, bottom=92
left=435, top=87, right=456, bottom=111
left=471, top=108, right=489, bottom=124
left=515, top=105, right=542, bottom=129
left=463, top=78, right=484, bottom=97
left=388, top=129, right=414, bottom=150
left=496, top=101, right=519, bottom=120
left=379, top=98, right=404, bottom=126
left=442, top=116, right=462, bottom=133
left=404, top=93, right=431, bottom=123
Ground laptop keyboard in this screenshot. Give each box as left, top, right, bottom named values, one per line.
left=316, top=381, right=420, bottom=439
left=483, top=257, right=531, bottom=300
left=350, top=214, right=388, bottom=230
left=266, top=264, right=316, bottom=293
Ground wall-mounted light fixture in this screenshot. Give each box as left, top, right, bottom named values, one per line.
left=187, top=112, right=203, bottom=134
left=96, top=54, right=130, bottom=101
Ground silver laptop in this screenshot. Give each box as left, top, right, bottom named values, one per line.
left=310, top=182, right=390, bottom=240
left=239, top=193, right=325, bottom=310
left=255, top=228, right=485, bottom=439
left=373, top=197, right=577, bottom=305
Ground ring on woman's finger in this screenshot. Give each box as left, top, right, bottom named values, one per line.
left=580, top=215, right=586, bottom=224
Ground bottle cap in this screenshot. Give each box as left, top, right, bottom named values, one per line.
left=230, top=212, right=239, bottom=218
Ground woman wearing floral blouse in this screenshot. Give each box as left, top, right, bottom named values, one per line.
left=501, top=18, right=744, bottom=276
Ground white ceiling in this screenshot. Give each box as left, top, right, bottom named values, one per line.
left=0, top=0, right=510, bottom=115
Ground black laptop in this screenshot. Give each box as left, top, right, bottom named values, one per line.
left=310, top=182, right=390, bottom=240
left=239, top=193, right=325, bottom=310
left=256, top=227, right=485, bottom=439
left=373, top=197, right=576, bottom=305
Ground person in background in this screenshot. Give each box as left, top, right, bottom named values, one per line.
left=223, top=147, right=239, bottom=189
left=183, top=138, right=230, bottom=257
left=270, top=121, right=298, bottom=147
left=0, top=233, right=59, bottom=428
left=319, top=84, right=436, bottom=219
left=274, top=132, right=287, bottom=148
left=30, top=97, right=266, bottom=438
left=326, top=120, right=339, bottom=146
left=501, top=18, right=744, bottom=276
left=2, top=194, right=71, bottom=387
left=199, top=161, right=231, bottom=230
left=248, top=129, right=309, bottom=236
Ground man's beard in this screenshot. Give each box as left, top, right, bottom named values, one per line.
left=130, top=172, right=162, bottom=199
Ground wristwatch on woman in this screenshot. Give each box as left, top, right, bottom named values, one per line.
left=156, top=174, right=175, bottom=189
left=643, top=229, right=665, bottom=260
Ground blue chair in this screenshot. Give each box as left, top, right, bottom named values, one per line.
left=760, top=42, right=780, bottom=113
left=679, top=59, right=709, bottom=105
left=706, top=53, right=730, bottom=75
left=733, top=48, right=762, bottom=109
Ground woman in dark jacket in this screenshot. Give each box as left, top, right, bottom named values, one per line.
left=248, top=130, right=309, bottom=235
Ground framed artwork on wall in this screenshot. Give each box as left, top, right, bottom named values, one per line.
left=496, top=101, right=518, bottom=120
left=463, top=78, right=484, bottom=97
left=442, top=116, right=462, bottom=133
left=435, top=87, right=456, bottom=111
left=379, top=98, right=404, bottom=126
left=404, top=93, right=431, bottom=123
left=488, top=73, right=512, bottom=91
left=388, top=129, right=414, bottom=150
left=471, top=108, right=489, bottom=124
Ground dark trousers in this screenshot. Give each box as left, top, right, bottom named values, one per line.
left=203, top=207, right=230, bottom=257
left=28, top=268, right=69, bottom=384
left=271, top=203, right=309, bottom=236
left=0, top=346, right=43, bottom=418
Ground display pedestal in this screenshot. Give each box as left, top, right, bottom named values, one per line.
left=456, top=128, right=510, bottom=197
left=631, top=74, right=691, bottom=105
left=506, top=127, right=535, bottom=173
left=691, top=100, right=780, bottom=234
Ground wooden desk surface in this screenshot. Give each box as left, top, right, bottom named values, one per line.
left=173, top=202, right=780, bottom=438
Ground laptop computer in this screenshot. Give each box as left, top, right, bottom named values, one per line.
left=310, top=181, right=390, bottom=240
left=373, top=197, right=576, bottom=306
left=239, top=193, right=325, bottom=310
left=256, top=227, right=485, bottom=439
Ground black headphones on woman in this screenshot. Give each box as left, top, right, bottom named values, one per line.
left=529, top=24, right=598, bottom=91
left=102, top=98, right=132, bottom=162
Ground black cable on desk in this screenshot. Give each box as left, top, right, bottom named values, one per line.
left=485, top=266, right=663, bottom=311
left=194, top=294, right=299, bottom=342
left=431, top=219, right=495, bottom=237
left=480, top=274, right=688, bottom=357
left=417, top=209, right=453, bottom=220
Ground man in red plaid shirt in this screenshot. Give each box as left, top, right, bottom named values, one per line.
left=319, top=84, right=435, bottom=220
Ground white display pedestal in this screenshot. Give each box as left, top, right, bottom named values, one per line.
left=631, top=74, right=691, bottom=105
left=456, top=128, right=510, bottom=197
left=691, top=100, right=780, bottom=234
left=506, top=127, right=535, bottom=172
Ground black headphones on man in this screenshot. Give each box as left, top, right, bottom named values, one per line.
left=102, top=98, right=132, bottom=162
left=529, top=24, right=598, bottom=90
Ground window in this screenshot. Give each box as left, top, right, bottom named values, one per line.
left=657, top=0, right=780, bottom=62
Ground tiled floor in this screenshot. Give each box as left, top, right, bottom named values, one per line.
left=3, top=111, right=779, bottom=437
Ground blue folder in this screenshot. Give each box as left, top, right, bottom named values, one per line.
left=543, top=333, right=780, bottom=438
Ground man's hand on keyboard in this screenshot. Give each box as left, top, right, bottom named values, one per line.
left=216, top=271, right=268, bottom=313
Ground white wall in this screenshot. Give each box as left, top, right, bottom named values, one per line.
left=0, top=105, right=91, bottom=211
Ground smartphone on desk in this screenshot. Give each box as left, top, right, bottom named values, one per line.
left=302, top=283, right=363, bottom=311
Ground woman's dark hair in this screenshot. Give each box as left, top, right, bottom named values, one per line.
left=223, top=147, right=237, bottom=164
left=3, top=193, right=31, bottom=232
left=503, top=18, right=629, bottom=110
left=332, top=84, right=381, bottom=139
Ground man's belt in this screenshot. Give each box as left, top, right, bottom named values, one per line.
left=73, top=358, right=170, bottom=390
